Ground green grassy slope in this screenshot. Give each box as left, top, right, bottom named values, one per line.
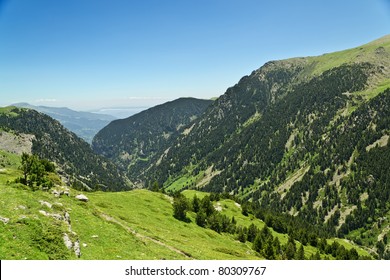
left=0, top=151, right=257, bottom=259
left=0, top=151, right=371, bottom=260
left=303, top=34, right=390, bottom=77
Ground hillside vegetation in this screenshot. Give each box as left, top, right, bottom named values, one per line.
left=13, top=103, right=116, bottom=143
left=92, top=35, right=390, bottom=258
left=0, top=151, right=370, bottom=259
left=92, top=97, right=213, bottom=186
left=0, top=107, right=130, bottom=191
left=2, top=35, right=390, bottom=260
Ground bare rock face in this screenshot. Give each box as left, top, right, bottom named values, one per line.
left=75, top=194, right=89, bottom=202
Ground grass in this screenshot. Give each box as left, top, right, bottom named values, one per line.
left=0, top=106, right=19, bottom=117
left=0, top=151, right=373, bottom=260
left=306, top=34, right=390, bottom=77
left=89, top=190, right=260, bottom=260
left=165, top=175, right=193, bottom=192
left=0, top=152, right=261, bottom=260
left=355, top=79, right=390, bottom=100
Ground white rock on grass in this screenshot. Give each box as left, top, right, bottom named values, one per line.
left=75, top=194, right=89, bottom=202
left=63, top=233, right=73, bottom=250
left=39, top=200, right=52, bottom=209
left=52, top=190, right=62, bottom=197
left=39, top=210, right=49, bottom=216
left=0, top=216, right=10, bottom=224
left=64, top=212, right=71, bottom=224
left=74, top=240, right=81, bottom=258
left=51, top=214, right=63, bottom=221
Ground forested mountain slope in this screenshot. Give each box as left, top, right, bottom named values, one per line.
left=0, top=107, right=130, bottom=191
left=92, top=97, right=213, bottom=182
left=98, top=35, right=390, bottom=256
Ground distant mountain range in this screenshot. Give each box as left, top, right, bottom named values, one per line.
left=12, top=103, right=117, bottom=143
left=91, top=107, right=150, bottom=119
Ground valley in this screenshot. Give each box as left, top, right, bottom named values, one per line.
left=1, top=35, right=390, bottom=260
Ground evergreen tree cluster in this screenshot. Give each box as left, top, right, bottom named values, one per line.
left=0, top=107, right=130, bottom=191
left=173, top=193, right=366, bottom=259
left=16, top=152, right=56, bottom=190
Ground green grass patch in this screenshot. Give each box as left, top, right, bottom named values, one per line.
left=0, top=106, right=19, bottom=117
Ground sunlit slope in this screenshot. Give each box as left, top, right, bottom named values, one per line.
left=0, top=152, right=370, bottom=260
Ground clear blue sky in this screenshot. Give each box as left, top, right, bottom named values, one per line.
left=0, top=0, right=389, bottom=110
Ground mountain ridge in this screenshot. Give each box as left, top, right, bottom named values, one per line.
left=92, top=35, right=390, bottom=257
left=0, top=106, right=130, bottom=191
left=92, top=97, right=214, bottom=182
left=12, top=103, right=117, bottom=143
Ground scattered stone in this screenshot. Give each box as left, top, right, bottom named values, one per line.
left=64, top=212, right=71, bottom=224
left=82, top=243, right=88, bottom=248
left=91, top=235, right=99, bottom=238
left=63, top=233, right=73, bottom=250
left=74, top=240, right=81, bottom=258
left=0, top=216, right=10, bottom=224
left=38, top=210, right=65, bottom=221
left=234, top=202, right=241, bottom=208
left=75, top=194, right=89, bottom=202
left=64, top=191, right=70, bottom=197
left=39, top=210, right=49, bottom=216
left=51, top=214, right=63, bottom=221
left=52, top=190, right=62, bottom=197
left=17, top=205, right=27, bottom=210
left=39, top=200, right=52, bottom=209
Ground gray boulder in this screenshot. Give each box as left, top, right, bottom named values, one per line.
left=75, top=194, right=89, bottom=202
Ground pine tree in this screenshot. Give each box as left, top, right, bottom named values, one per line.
left=236, top=226, right=247, bottom=243
left=295, top=244, right=305, bottom=260
left=195, top=209, right=207, bottom=227
left=285, top=235, right=297, bottom=260
left=201, top=196, right=215, bottom=216
left=264, top=238, right=275, bottom=260
left=173, top=194, right=189, bottom=222
left=253, top=234, right=263, bottom=253
left=192, top=195, right=200, bottom=213
left=247, top=223, right=258, bottom=242
left=273, top=237, right=281, bottom=257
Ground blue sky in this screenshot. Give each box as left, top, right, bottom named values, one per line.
left=0, top=0, right=389, bottom=111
